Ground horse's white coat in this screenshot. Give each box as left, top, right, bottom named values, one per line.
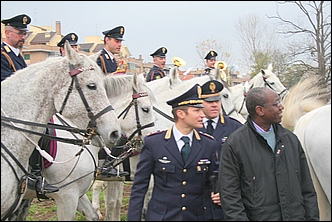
left=282, top=76, right=331, bottom=221
left=1, top=41, right=121, bottom=220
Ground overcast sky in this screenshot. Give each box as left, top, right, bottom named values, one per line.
left=1, top=1, right=321, bottom=74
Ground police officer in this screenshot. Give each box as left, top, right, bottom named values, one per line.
left=146, top=47, right=167, bottom=82
left=203, top=50, right=218, bottom=75
left=97, top=25, right=125, bottom=74
left=128, top=84, right=219, bottom=221
left=1, top=14, right=59, bottom=194
left=1, top=14, right=31, bottom=81
left=57, top=32, right=79, bottom=56
left=197, top=80, right=242, bottom=221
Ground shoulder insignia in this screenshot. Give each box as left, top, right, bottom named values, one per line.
left=4, top=45, right=11, bottom=53
left=147, top=129, right=166, bottom=137
left=198, top=131, right=215, bottom=140
left=105, top=54, right=110, bottom=60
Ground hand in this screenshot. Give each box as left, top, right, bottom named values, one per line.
left=211, top=192, right=221, bottom=206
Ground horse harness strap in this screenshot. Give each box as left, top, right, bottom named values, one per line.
left=59, top=63, right=115, bottom=133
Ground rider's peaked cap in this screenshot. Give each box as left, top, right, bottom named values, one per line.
left=1, top=14, right=31, bottom=31
left=200, top=80, right=224, bottom=102
left=167, top=84, right=204, bottom=108
left=57, top=33, right=78, bottom=47
left=150, top=47, right=167, bottom=58
left=204, top=50, right=218, bottom=60
left=102, top=26, right=125, bottom=41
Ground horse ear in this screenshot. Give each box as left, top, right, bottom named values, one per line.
left=65, top=40, right=80, bottom=65
left=169, top=66, right=181, bottom=83
left=89, top=51, right=101, bottom=62
left=268, top=63, right=273, bottom=72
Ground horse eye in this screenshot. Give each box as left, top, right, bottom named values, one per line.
left=222, top=94, right=229, bottom=99
left=87, top=83, right=97, bottom=90
left=142, top=108, right=149, bottom=113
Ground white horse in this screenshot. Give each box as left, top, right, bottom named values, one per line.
left=1, top=41, right=122, bottom=221
left=232, top=64, right=288, bottom=120
left=8, top=73, right=156, bottom=221
left=281, top=76, right=331, bottom=221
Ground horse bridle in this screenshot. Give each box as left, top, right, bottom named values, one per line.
left=262, top=75, right=289, bottom=98
left=104, top=88, right=155, bottom=169
left=0, top=62, right=115, bottom=221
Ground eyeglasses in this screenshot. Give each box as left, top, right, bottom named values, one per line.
left=264, top=100, right=282, bottom=107
left=8, top=30, right=28, bottom=37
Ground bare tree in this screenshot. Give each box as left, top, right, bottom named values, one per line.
left=195, top=39, right=233, bottom=68
left=269, top=1, right=331, bottom=87
left=235, top=13, right=280, bottom=74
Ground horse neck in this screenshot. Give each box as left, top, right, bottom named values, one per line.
left=1, top=62, right=62, bottom=125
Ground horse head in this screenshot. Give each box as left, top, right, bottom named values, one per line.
left=53, top=41, right=121, bottom=148
left=249, top=64, right=288, bottom=99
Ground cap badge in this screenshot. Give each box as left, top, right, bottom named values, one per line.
left=197, top=86, right=202, bottom=98
left=71, top=34, right=75, bottom=40
left=209, top=82, right=216, bottom=93
left=211, top=51, right=214, bottom=56
left=23, top=16, right=28, bottom=25
left=162, top=47, right=166, bottom=53
left=120, top=27, right=124, bottom=34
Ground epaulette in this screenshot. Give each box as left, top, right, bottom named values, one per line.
left=147, top=129, right=166, bottom=137
left=198, top=131, right=215, bottom=140
left=4, top=45, right=11, bottom=53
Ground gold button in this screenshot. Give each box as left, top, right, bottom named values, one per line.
left=181, top=194, right=185, bottom=198
left=182, top=207, right=186, bottom=211
left=182, top=181, right=187, bottom=185
left=162, top=167, right=166, bottom=170
left=183, top=169, right=187, bottom=173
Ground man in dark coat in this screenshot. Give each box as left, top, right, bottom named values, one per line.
left=97, top=25, right=124, bottom=74
left=146, top=47, right=167, bottom=82
left=128, top=84, right=218, bottom=221
left=219, top=87, right=319, bottom=221
left=1, top=14, right=31, bottom=81
left=197, top=80, right=242, bottom=221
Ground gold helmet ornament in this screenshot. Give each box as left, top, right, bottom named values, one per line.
left=172, top=57, right=186, bottom=67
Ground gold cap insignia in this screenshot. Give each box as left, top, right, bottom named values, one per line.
left=71, top=34, right=75, bottom=41
left=211, top=51, right=214, bottom=56
left=120, top=27, right=124, bottom=34
left=162, top=47, right=166, bottom=53
left=197, top=85, right=202, bottom=98
left=23, top=16, right=28, bottom=25
left=209, top=82, right=216, bottom=93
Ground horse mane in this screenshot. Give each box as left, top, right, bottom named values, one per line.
left=282, top=75, right=331, bottom=129
left=104, top=74, right=156, bottom=103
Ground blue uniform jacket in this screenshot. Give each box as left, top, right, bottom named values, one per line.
left=197, top=114, right=242, bottom=220
left=1, top=42, right=27, bottom=81
left=146, top=65, right=165, bottom=82
left=96, top=48, right=117, bottom=74
left=127, top=127, right=218, bottom=221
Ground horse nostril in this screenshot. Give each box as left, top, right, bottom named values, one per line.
left=110, top=130, right=120, bottom=144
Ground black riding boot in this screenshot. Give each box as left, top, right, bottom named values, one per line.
left=98, top=133, right=129, bottom=179
left=28, top=149, right=59, bottom=194
left=122, top=157, right=132, bottom=181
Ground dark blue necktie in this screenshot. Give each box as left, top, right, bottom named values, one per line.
left=181, top=136, right=191, bottom=163
left=207, top=119, right=214, bottom=135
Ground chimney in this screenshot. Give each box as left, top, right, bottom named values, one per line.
left=56, top=21, right=61, bottom=35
